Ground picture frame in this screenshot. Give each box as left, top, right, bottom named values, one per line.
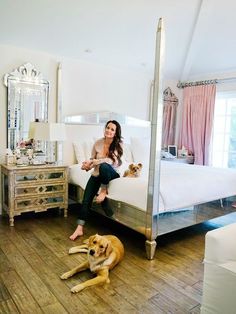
left=167, top=145, right=177, bottom=157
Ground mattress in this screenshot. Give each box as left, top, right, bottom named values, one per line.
left=69, top=161, right=236, bottom=213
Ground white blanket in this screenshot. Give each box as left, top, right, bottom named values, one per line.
left=69, top=161, right=236, bottom=213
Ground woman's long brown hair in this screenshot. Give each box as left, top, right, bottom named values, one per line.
left=105, top=120, right=123, bottom=165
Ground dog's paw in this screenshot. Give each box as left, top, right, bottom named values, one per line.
left=60, top=272, right=71, bottom=280
left=69, top=247, right=88, bottom=254
left=68, top=247, right=79, bottom=254
left=71, top=284, right=84, bottom=293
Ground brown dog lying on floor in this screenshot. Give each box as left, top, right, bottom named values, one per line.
left=123, top=163, right=142, bottom=177
left=60, top=234, right=124, bottom=293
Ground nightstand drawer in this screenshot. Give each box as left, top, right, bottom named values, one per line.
left=15, top=183, right=65, bottom=197
left=15, top=194, right=65, bottom=212
left=14, top=170, right=65, bottom=184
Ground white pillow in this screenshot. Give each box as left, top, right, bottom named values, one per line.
left=123, top=143, right=133, bottom=163
left=84, top=140, right=95, bottom=160
left=73, top=139, right=95, bottom=163
left=130, top=137, right=150, bottom=176
left=73, top=141, right=86, bottom=163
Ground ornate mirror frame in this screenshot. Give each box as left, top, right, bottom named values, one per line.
left=162, top=87, right=178, bottom=148
left=4, top=63, right=49, bottom=150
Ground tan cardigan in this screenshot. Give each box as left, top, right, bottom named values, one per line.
left=90, top=138, right=121, bottom=176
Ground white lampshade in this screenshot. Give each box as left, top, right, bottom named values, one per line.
left=29, top=122, right=66, bottom=141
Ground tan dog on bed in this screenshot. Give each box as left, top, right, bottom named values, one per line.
left=60, top=234, right=124, bottom=293
left=123, top=163, right=142, bottom=178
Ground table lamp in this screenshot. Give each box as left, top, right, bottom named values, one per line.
left=29, top=122, right=66, bottom=163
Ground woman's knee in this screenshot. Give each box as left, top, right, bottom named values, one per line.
left=99, top=163, right=112, bottom=177
left=99, top=163, right=110, bottom=173
left=99, top=163, right=112, bottom=182
left=99, top=163, right=119, bottom=183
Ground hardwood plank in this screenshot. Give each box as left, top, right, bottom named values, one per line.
left=114, top=261, right=162, bottom=299
left=0, top=232, right=58, bottom=308
left=124, top=249, right=202, bottom=286
left=0, top=270, right=43, bottom=313
left=150, top=269, right=202, bottom=303
left=41, top=302, right=67, bottom=314
left=92, top=284, right=140, bottom=314
left=0, top=248, right=13, bottom=274
left=149, top=292, right=189, bottom=314
left=0, top=279, right=11, bottom=302
left=0, top=298, right=20, bottom=314
left=125, top=251, right=202, bottom=307
left=191, top=280, right=203, bottom=294
left=189, top=304, right=201, bottom=314
left=113, top=284, right=164, bottom=313
left=121, top=260, right=199, bottom=310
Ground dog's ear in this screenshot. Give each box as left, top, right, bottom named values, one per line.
left=129, top=163, right=134, bottom=170
left=138, top=163, right=143, bottom=169
left=105, top=240, right=113, bottom=257
left=89, top=234, right=96, bottom=245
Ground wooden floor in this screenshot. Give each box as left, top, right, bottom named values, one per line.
left=1, top=208, right=236, bottom=314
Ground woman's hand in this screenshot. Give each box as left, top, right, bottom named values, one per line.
left=81, top=160, right=93, bottom=171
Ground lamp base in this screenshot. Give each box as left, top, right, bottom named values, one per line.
left=45, top=161, right=55, bottom=164
left=46, top=142, right=56, bottom=164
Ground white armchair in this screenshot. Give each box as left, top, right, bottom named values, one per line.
left=201, top=222, right=236, bottom=314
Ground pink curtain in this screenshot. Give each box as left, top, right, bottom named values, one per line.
left=178, top=84, right=216, bottom=165
left=162, top=87, right=178, bottom=147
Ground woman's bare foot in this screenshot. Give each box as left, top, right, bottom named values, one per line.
left=96, top=189, right=107, bottom=203
left=69, top=225, right=83, bottom=240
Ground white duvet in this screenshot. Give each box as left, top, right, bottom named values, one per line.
left=69, top=161, right=236, bottom=213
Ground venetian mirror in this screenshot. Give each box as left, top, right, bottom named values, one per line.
left=4, top=63, right=49, bottom=150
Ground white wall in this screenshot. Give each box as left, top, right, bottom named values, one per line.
left=61, top=58, right=152, bottom=120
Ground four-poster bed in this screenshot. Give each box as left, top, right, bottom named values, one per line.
left=64, top=122, right=236, bottom=259
left=61, top=19, right=236, bottom=259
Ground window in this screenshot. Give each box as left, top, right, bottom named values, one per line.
left=211, top=92, right=236, bottom=168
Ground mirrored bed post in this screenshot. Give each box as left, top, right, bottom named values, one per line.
left=145, top=18, right=164, bottom=259
left=56, top=62, right=64, bottom=162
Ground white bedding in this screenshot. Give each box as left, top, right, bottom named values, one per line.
left=69, top=161, right=236, bottom=213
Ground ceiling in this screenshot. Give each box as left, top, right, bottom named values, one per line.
left=1, top=0, right=236, bottom=81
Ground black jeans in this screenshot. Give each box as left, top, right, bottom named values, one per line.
left=77, top=163, right=120, bottom=223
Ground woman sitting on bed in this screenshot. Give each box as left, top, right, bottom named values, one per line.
left=69, top=120, right=123, bottom=240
